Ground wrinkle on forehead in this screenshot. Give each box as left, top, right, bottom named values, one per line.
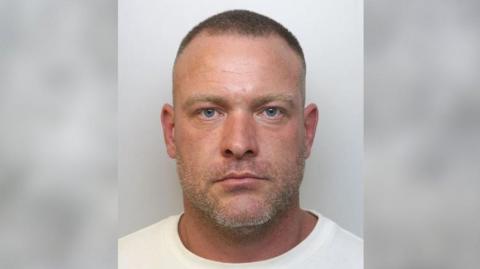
left=172, top=34, right=304, bottom=104
left=182, top=92, right=298, bottom=111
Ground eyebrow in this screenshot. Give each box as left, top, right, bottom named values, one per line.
left=251, top=94, right=296, bottom=108
left=182, top=93, right=297, bottom=110
left=182, top=94, right=229, bottom=110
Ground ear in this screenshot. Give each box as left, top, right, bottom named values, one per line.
left=303, top=103, right=318, bottom=158
left=161, top=104, right=176, bottom=159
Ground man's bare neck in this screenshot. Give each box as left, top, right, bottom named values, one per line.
left=178, top=202, right=318, bottom=263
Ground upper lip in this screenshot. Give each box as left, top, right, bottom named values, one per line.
left=217, top=172, right=265, bottom=182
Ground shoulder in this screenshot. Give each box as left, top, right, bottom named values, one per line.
left=303, top=211, right=363, bottom=269
left=329, top=221, right=363, bottom=261
left=118, top=214, right=181, bottom=269
left=119, top=214, right=179, bottom=248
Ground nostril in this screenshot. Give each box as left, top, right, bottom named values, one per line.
left=244, top=149, right=254, bottom=156
left=223, top=148, right=256, bottom=159
left=224, top=149, right=234, bottom=156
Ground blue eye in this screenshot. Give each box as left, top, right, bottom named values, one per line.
left=201, top=108, right=217, bottom=118
left=264, top=107, right=280, bottom=118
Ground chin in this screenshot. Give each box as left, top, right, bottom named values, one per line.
left=213, top=196, right=275, bottom=228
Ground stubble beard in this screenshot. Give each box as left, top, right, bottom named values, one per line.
left=176, top=151, right=306, bottom=234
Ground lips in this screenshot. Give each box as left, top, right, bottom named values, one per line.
left=215, top=173, right=266, bottom=191
left=217, top=172, right=266, bottom=182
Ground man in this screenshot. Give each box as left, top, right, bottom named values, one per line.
left=119, top=10, right=362, bottom=268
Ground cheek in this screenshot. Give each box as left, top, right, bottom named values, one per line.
left=259, top=123, right=304, bottom=154
left=174, top=121, right=220, bottom=163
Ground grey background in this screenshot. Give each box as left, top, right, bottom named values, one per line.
left=0, top=0, right=116, bottom=268
left=366, top=0, right=480, bottom=268
left=2, top=0, right=479, bottom=268
left=119, top=0, right=363, bottom=237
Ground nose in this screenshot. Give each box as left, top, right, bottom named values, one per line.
left=220, top=111, right=258, bottom=159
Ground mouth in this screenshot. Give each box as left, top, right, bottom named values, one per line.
left=216, top=172, right=266, bottom=182
left=214, top=172, right=267, bottom=191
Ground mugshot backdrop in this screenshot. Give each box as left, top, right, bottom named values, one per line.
left=119, top=0, right=363, bottom=237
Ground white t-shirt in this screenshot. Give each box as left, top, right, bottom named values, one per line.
left=119, top=211, right=363, bottom=269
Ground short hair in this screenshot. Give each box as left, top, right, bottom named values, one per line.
left=174, top=10, right=306, bottom=104
left=176, top=10, right=306, bottom=70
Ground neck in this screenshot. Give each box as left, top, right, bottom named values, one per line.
left=178, top=199, right=317, bottom=263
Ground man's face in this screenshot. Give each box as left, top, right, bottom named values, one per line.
left=162, top=33, right=317, bottom=228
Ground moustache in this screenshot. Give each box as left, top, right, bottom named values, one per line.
left=206, top=161, right=272, bottom=182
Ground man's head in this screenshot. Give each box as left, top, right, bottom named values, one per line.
left=161, top=10, right=318, bottom=230
left=174, top=9, right=307, bottom=106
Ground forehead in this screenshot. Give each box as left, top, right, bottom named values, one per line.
left=173, top=33, right=303, bottom=104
